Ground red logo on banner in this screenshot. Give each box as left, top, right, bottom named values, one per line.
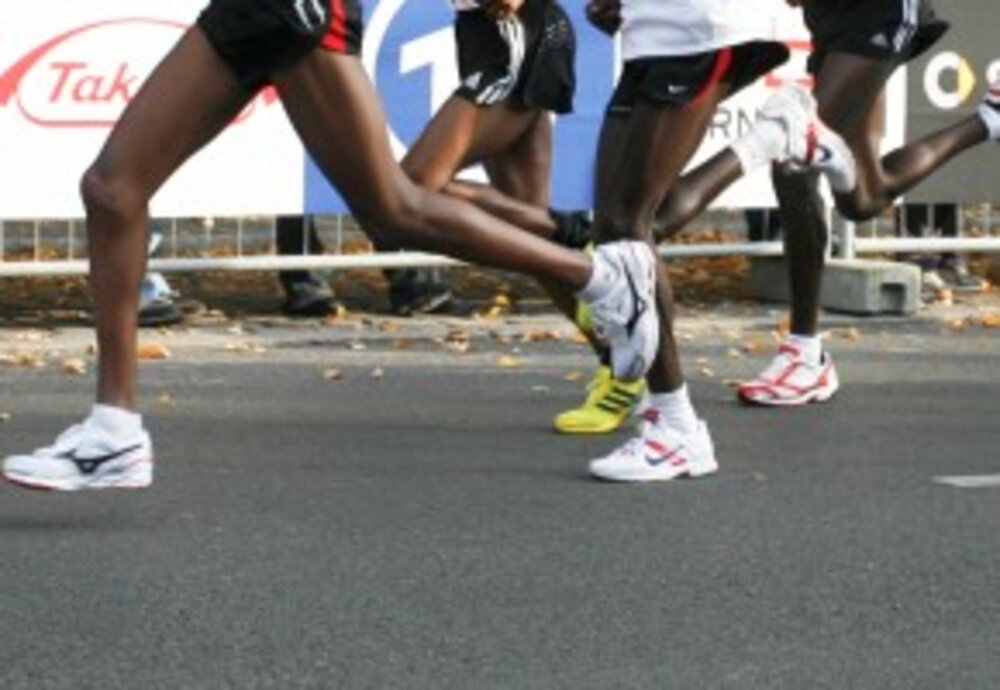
left=0, top=17, right=277, bottom=128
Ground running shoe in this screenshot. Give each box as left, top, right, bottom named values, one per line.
left=978, top=78, right=1000, bottom=141
left=4, top=419, right=153, bottom=491
left=583, top=241, right=659, bottom=382
left=554, top=366, right=647, bottom=434
left=588, top=408, right=717, bottom=482
left=760, top=85, right=857, bottom=192
left=737, top=343, right=840, bottom=406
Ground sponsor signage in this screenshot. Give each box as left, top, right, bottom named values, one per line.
left=904, top=0, right=999, bottom=202
left=1, top=1, right=929, bottom=220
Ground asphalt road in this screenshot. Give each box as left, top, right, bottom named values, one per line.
left=1, top=311, right=999, bottom=689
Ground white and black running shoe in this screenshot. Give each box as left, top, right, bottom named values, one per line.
left=582, top=241, right=659, bottom=383
left=4, top=419, right=153, bottom=491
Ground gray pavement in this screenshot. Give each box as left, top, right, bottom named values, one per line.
left=1, top=306, right=999, bottom=689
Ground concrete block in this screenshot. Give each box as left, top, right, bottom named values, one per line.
left=747, top=257, right=921, bottom=316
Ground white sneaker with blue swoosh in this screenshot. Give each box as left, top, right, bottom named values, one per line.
left=588, top=409, right=717, bottom=483
left=4, top=418, right=153, bottom=491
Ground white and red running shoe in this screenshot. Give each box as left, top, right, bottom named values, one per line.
left=978, top=78, right=1000, bottom=141
left=588, top=409, right=717, bottom=483
left=760, top=85, right=857, bottom=192
left=737, top=344, right=840, bottom=407
left=4, top=419, right=153, bottom=491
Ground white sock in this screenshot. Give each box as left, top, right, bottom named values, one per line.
left=730, top=119, right=786, bottom=173
left=90, top=404, right=143, bottom=437
left=786, top=334, right=822, bottom=366
left=576, top=248, right=618, bottom=302
left=649, top=385, right=699, bottom=434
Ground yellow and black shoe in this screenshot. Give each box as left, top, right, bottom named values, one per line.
left=554, top=366, right=647, bottom=434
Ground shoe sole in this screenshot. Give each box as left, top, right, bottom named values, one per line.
left=3, top=457, right=154, bottom=492
left=589, top=459, right=719, bottom=483
left=737, top=383, right=839, bottom=407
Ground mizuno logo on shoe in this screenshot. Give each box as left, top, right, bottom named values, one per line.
left=623, top=254, right=647, bottom=337
left=61, top=444, right=144, bottom=475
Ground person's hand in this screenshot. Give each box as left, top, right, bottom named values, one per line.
left=586, top=0, right=622, bottom=36
left=481, top=0, right=525, bottom=20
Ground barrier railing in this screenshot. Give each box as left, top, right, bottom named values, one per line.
left=0, top=205, right=997, bottom=278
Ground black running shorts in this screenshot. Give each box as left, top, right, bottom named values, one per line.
left=804, top=0, right=948, bottom=74
left=198, top=0, right=363, bottom=92
left=608, top=41, right=789, bottom=114
left=455, top=0, right=576, bottom=114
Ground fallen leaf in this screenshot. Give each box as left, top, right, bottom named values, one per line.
left=138, top=343, right=171, bottom=360
left=699, top=367, right=715, bottom=378
left=61, top=358, right=87, bottom=376
left=324, top=368, right=344, bottom=381
left=522, top=330, right=559, bottom=343
left=978, top=314, right=1000, bottom=328
left=568, top=332, right=590, bottom=346
left=155, top=392, right=176, bottom=408
left=498, top=355, right=522, bottom=368
left=945, top=318, right=968, bottom=332
left=370, top=367, right=385, bottom=379
left=563, top=371, right=584, bottom=382
left=0, top=412, right=11, bottom=424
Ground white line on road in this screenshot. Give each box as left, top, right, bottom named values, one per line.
left=934, top=475, right=1000, bottom=489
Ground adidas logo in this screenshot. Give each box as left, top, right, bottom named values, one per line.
left=464, top=72, right=483, bottom=90
left=870, top=33, right=890, bottom=49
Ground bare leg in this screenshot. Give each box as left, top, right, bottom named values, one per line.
left=814, top=53, right=990, bottom=221
left=272, top=53, right=592, bottom=290
left=594, top=89, right=728, bottom=394
left=84, top=28, right=251, bottom=408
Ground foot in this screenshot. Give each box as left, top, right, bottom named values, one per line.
left=282, top=274, right=336, bottom=317
left=138, top=273, right=184, bottom=328
left=938, top=261, right=989, bottom=292
left=390, top=283, right=454, bottom=317
left=4, top=419, right=154, bottom=491
left=588, top=409, right=717, bottom=482
left=978, top=78, right=1000, bottom=141
left=737, top=343, right=840, bottom=406
left=582, top=241, right=659, bottom=382
left=761, top=85, right=857, bottom=192
left=554, top=366, right=647, bottom=434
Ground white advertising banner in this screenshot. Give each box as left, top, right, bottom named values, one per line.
left=0, top=1, right=908, bottom=220
left=0, top=1, right=304, bottom=220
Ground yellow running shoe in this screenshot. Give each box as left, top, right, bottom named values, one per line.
left=554, top=366, right=647, bottom=434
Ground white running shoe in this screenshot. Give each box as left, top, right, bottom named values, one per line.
left=588, top=409, right=718, bottom=483
left=978, top=78, right=1000, bottom=141
left=583, top=241, right=659, bottom=382
left=737, top=344, right=840, bottom=407
left=4, top=420, right=153, bottom=491
left=761, top=85, right=857, bottom=192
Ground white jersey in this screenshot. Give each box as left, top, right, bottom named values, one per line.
left=622, top=0, right=776, bottom=61
left=451, top=0, right=482, bottom=10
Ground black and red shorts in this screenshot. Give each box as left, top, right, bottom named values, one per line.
left=198, top=0, right=363, bottom=92
left=608, top=41, right=789, bottom=115
left=804, top=0, right=948, bottom=75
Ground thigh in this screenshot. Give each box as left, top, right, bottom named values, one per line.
left=274, top=52, right=414, bottom=222
left=482, top=112, right=553, bottom=206
left=595, top=94, right=722, bottom=241
left=402, top=97, right=544, bottom=192
left=94, top=27, right=251, bottom=197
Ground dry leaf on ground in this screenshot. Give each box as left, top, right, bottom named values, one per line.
left=498, top=355, right=522, bottom=368
left=61, top=358, right=87, bottom=376
left=138, top=343, right=171, bottom=360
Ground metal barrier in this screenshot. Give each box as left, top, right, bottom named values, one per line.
left=0, top=204, right=998, bottom=278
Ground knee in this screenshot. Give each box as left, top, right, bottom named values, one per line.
left=833, top=195, right=877, bottom=222
left=650, top=192, right=686, bottom=242
left=360, top=181, right=426, bottom=250
left=80, top=164, right=145, bottom=230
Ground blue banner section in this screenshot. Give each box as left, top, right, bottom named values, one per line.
left=304, top=1, right=614, bottom=215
